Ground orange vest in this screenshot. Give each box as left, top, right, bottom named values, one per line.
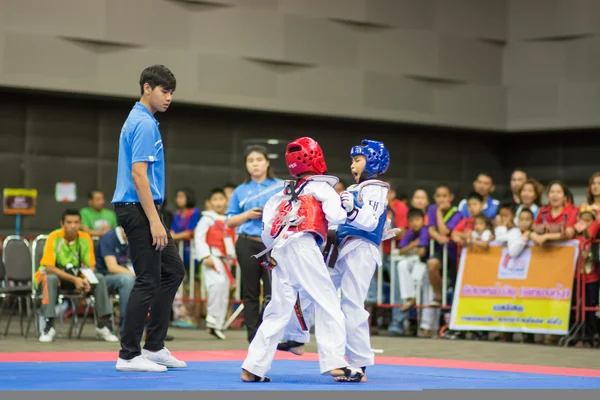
left=206, top=219, right=236, bottom=256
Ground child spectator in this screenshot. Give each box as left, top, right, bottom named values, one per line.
left=572, top=206, right=599, bottom=347
left=514, top=179, right=543, bottom=225
left=458, top=173, right=499, bottom=219
left=194, top=188, right=237, bottom=340
left=396, top=208, right=429, bottom=313
left=467, top=214, right=493, bottom=250
left=530, top=181, right=577, bottom=247
left=426, top=185, right=464, bottom=309
left=451, top=192, right=485, bottom=248
left=494, top=203, right=517, bottom=243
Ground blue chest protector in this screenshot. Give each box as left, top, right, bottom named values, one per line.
left=336, top=181, right=388, bottom=247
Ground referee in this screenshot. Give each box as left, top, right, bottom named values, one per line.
left=112, top=65, right=186, bottom=372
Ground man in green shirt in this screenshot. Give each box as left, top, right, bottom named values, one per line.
left=80, top=190, right=118, bottom=238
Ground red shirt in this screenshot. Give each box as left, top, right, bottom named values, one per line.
left=382, top=199, right=409, bottom=255
left=454, top=217, right=474, bottom=233
left=578, top=220, right=600, bottom=284
left=534, top=205, right=577, bottom=233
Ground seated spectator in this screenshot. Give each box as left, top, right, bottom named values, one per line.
left=426, top=185, right=463, bottom=310
left=170, top=187, right=202, bottom=329
left=410, top=189, right=430, bottom=218
left=530, top=181, right=577, bottom=246
left=514, top=179, right=543, bottom=225
left=396, top=208, right=429, bottom=313
left=467, top=215, right=493, bottom=250
left=582, top=172, right=600, bottom=212
left=80, top=190, right=117, bottom=239
left=95, top=226, right=136, bottom=331
left=504, top=169, right=528, bottom=206
left=34, top=209, right=119, bottom=343
left=572, top=206, right=599, bottom=347
left=194, top=188, right=237, bottom=340
left=458, top=173, right=499, bottom=219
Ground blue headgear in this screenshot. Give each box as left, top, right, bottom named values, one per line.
left=350, top=139, right=390, bottom=179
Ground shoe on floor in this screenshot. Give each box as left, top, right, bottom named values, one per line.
left=209, top=328, right=226, bottom=340
left=142, top=347, right=187, bottom=368
left=116, top=355, right=167, bottom=372
left=96, top=326, right=119, bottom=342
left=39, top=327, right=56, bottom=343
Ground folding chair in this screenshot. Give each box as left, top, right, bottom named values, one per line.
left=26, top=234, right=97, bottom=340
left=1, top=236, right=34, bottom=337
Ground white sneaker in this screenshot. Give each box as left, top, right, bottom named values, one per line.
left=116, top=355, right=167, bottom=372
left=96, top=326, right=119, bottom=342
left=142, top=347, right=187, bottom=368
left=209, top=328, right=226, bottom=340
left=39, top=327, right=56, bottom=343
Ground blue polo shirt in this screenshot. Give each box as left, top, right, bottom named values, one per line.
left=226, top=178, right=285, bottom=236
left=95, top=228, right=130, bottom=275
left=112, top=102, right=165, bottom=204
left=458, top=196, right=499, bottom=219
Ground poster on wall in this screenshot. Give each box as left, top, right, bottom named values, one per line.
left=3, top=188, right=38, bottom=215
left=55, top=182, right=77, bottom=203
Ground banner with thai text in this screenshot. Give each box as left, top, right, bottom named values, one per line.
left=449, top=240, right=579, bottom=334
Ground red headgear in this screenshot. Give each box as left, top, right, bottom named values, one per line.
left=285, top=137, right=327, bottom=177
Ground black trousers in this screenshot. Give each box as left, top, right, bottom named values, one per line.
left=235, top=236, right=272, bottom=343
left=115, top=203, right=185, bottom=360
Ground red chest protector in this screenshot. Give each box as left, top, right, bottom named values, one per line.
left=270, top=194, right=328, bottom=244
left=206, top=219, right=236, bottom=255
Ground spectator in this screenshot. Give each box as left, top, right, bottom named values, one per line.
left=514, top=179, right=543, bottom=225
left=396, top=208, right=428, bottom=314
left=452, top=192, right=485, bottom=248
left=194, top=188, right=237, bottom=340
left=494, top=203, right=517, bottom=243
left=34, top=209, right=119, bottom=343
left=223, top=183, right=237, bottom=201
left=80, top=190, right=118, bottom=239
left=410, top=189, right=430, bottom=218
left=467, top=215, right=493, bottom=250
left=572, top=206, right=600, bottom=347
left=95, top=226, right=136, bottom=331
left=226, top=145, right=284, bottom=343
left=398, top=193, right=409, bottom=205
left=458, top=173, right=499, bottom=219
left=334, top=179, right=347, bottom=195
left=504, top=169, right=528, bottom=206
left=368, top=182, right=408, bottom=336
left=583, top=172, right=600, bottom=212
left=170, top=187, right=202, bottom=329
left=426, top=185, right=464, bottom=309
left=530, top=181, right=577, bottom=247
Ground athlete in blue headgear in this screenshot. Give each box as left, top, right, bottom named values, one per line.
left=277, top=139, right=395, bottom=382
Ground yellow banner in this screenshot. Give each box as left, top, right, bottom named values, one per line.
left=3, top=188, right=38, bottom=215
left=449, top=240, right=579, bottom=334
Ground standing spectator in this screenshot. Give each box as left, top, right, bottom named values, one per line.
left=34, top=209, right=119, bottom=343
left=514, top=179, right=543, bottom=225
left=223, top=183, right=237, bottom=201
left=95, top=226, right=136, bottom=331
left=170, top=188, right=201, bottom=329
left=368, top=182, right=408, bottom=336
left=452, top=193, right=485, bottom=248
left=226, top=145, right=284, bottom=343
left=583, top=172, right=600, bottom=212
left=504, top=169, right=528, bottom=206
left=410, top=189, right=430, bottom=219
left=458, top=173, right=499, bottom=219
left=494, top=203, right=517, bottom=243
left=80, top=190, right=118, bottom=239
left=530, top=181, right=577, bottom=247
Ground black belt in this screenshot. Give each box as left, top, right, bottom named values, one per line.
left=114, top=201, right=162, bottom=209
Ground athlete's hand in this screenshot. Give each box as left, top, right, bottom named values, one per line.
left=150, top=220, right=168, bottom=251
left=340, top=191, right=354, bottom=214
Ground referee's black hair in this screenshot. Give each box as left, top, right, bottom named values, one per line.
left=139, top=65, right=176, bottom=95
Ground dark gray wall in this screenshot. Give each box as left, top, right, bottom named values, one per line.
left=2, top=89, right=598, bottom=238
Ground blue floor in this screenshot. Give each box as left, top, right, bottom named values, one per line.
left=1, top=361, right=600, bottom=391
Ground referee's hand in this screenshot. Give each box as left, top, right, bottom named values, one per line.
left=150, top=220, right=168, bottom=251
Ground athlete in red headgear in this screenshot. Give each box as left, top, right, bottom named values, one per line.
left=240, top=137, right=364, bottom=384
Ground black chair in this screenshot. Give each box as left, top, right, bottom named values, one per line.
left=1, top=236, right=34, bottom=337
